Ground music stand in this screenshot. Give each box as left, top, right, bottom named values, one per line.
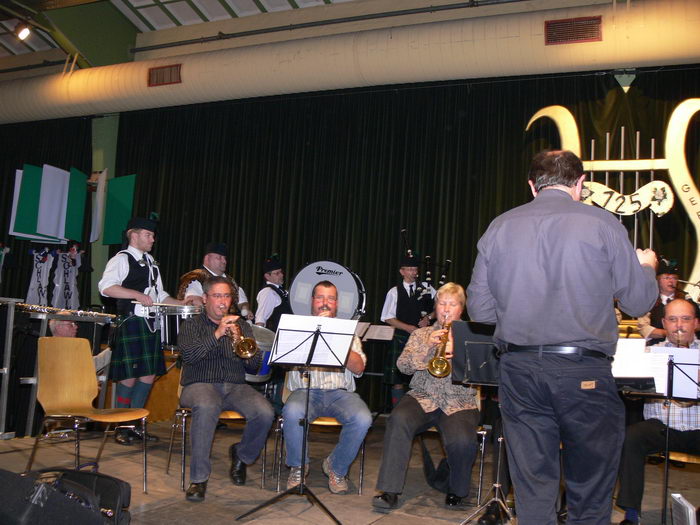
left=235, top=314, right=356, bottom=524
left=450, top=321, right=499, bottom=386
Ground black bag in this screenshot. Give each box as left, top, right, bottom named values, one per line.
left=0, top=469, right=105, bottom=525
left=38, top=468, right=131, bottom=524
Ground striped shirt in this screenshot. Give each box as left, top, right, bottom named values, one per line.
left=178, top=313, right=261, bottom=386
left=643, top=338, right=699, bottom=431
left=286, top=336, right=366, bottom=392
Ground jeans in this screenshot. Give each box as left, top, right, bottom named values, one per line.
left=282, top=389, right=372, bottom=476
left=499, top=352, right=624, bottom=525
left=180, top=382, right=275, bottom=483
left=375, top=395, right=480, bottom=497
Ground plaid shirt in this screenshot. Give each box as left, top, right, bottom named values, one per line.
left=643, top=338, right=700, bottom=431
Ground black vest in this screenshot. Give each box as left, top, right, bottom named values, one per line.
left=265, top=284, right=292, bottom=333
left=395, top=283, right=423, bottom=329
left=115, top=251, right=159, bottom=316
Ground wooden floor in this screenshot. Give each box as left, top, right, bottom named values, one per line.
left=0, top=417, right=697, bottom=524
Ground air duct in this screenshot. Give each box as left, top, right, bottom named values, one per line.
left=0, top=0, right=697, bottom=124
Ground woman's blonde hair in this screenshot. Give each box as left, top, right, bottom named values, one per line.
left=435, top=282, right=466, bottom=308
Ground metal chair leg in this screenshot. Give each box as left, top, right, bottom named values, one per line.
left=142, top=417, right=148, bottom=494
left=358, top=439, right=366, bottom=495
left=165, top=411, right=180, bottom=474
left=94, top=424, right=111, bottom=469
left=73, top=417, right=81, bottom=469
left=23, top=417, right=49, bottom=473
left=180, top=411, right=188, bottom=492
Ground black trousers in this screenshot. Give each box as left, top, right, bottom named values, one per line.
left=375, top=395, right=480, bottom=497
left=616, top=417, right=700, bottom=511
left=499, top=352, right=624, bottom=525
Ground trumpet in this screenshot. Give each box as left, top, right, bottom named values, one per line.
left=225, top=320, right=259, bottom=359
left=427, top=317, right=452, bottom=378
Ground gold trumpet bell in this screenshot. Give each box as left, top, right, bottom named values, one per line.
left=427, top=356, right=451, bottom=378
left=236, top=337, right=258, bottom=359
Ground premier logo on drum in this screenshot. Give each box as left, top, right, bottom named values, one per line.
left=315, top=266, right=343, bottom=276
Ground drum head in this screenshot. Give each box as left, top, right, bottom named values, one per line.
left=250, top=324, right=275, bottom=351
left=289, top=261, right=365, bottom=319
left=157, top=304, right=202, bottom=316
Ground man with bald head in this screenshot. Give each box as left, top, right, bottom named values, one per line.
left=615, top=298, right=700, bottom=525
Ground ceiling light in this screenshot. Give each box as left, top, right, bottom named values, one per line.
left=15, top=23, right=31, bottom=41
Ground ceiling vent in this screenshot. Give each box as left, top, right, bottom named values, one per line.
left=544, top=16, right=602, bottom=45
left=148, top=64, right=182, bottom=87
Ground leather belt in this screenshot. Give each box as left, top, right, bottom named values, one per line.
left=505, top=344, right=609, bottom=359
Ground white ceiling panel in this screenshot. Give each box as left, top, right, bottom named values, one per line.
left=139, top=5, right=178, bottom=29
left=0, top=34, right=29, bottom=55
left=126, top=0, right=156, bottom=8
left=260, top=0, right=293, bottom=13
left=112, top=0, right=151, bottom=32
left=225, top=0, right=262, bottom=17
left=296, top=0, right=325, bottom=7
left=193, top=0, right=231, bottom=21
left=164, top=1, right=204, bottom=25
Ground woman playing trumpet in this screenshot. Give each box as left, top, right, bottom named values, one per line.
left=373, top=282, right=480, bottom=511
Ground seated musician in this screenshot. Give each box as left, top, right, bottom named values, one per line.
left=283, top=280, right=372, bottom=494
left=48, top=313, right=111, bottom=375
left=177, top=276, right=274, bottom=502
left=373, top=282, right=480, bottom=511
left=178, top=242, right=253, bottom=319
left=636, top=259, right=699, bottom=340
left=616, top=298, right=700, bottom=525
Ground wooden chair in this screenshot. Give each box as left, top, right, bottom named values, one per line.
left=165, top=385, right=268, bottom=490
left=24, top=337, right=150, bottom=492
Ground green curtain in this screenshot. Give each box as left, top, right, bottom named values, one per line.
left=0, top=117, right=93, bottom=303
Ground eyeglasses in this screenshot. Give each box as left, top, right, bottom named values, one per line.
left=208, top=293, right=232, bottom=299
left=313, top=296, right=337, bottom=302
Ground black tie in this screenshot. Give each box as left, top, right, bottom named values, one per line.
left=409, top=285, right=414, bottom=297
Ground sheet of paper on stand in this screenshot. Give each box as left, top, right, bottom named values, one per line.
left=648, top=346, right=699, bottom=399
left=363, top=325, right=394, bottom=342
left=270, top=313, right=356, bottom=367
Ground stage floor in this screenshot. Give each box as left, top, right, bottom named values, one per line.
left=0, top=416, right=697, bottom=524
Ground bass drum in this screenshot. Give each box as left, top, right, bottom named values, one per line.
left=245, top=325, right=276, bottom=383
left=289, top=260, right=366, bottom=319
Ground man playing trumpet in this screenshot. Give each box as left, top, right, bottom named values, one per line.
left=178, top=276, right=274, bottom=502
left=373, top=283, right=480, bottom=511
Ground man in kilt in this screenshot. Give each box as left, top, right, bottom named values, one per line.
left=99, top=217, right=186, bottom=445
left=380, top=254, right=435, bottom=407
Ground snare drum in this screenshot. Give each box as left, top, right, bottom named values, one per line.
left=245, top=324, right=276, bottom=383
left=289, top=261, right=366, bottom=319
left=158, top=304, right=202, bottom=350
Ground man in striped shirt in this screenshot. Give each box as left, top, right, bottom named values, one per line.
left=616, top=298, right=700, bottom=525
left=283, top=280, right=372, bottom=494
left=178, top=276, right=275, bottom=502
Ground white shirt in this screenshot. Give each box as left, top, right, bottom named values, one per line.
left=255, top=282, right=283, bottom=326
left=380, top=281, right=435, bottom=322
left=286, top=336, right=366, bottom=392
left=184, top=266, right=248, bottom=305
left=98, top=246, right=170, bottom=306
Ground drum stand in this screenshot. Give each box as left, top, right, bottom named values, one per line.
left=460, top=436, right=513, bottom=525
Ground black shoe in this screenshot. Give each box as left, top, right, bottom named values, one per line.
left=185, top=481, right=207, bottom=502
left=229, top=443, right=246, bottom=485
left=130, top=427, right=160, bottom=442
left=478, top=502, right=502, bottom=525
left=619, top=520, right=638, bottom=525
left=445, top=493, right=463, bottom=508
left=114, top=429, right=133, bottom=446
left=372, top=492, right=398, bottom=510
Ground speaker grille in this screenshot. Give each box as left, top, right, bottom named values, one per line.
left=545, top=16, right=602, bottom=45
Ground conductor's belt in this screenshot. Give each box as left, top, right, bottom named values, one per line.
left=505, top=344, right=609, bottom=359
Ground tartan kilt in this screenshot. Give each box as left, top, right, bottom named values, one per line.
left=383, top=331, right=411, bottom=386
left=110, top=316, right=165, bottom=381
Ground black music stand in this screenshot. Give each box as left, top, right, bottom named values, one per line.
left=659, top=353, right=699, bottom=525
left=235, top=314, right=356, bottom=524
left=450, top=321, right=499, bottom=386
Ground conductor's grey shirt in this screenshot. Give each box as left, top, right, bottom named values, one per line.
left=467, top=188, right=657, bottom=356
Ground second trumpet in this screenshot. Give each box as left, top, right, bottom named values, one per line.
left=427, top=321, right=452, bottom=378
left=226, top=321, right=259, bottom=359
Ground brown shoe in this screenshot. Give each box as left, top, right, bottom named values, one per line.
left=287, top=464, right=310, bottom=490
left=322, top=457, right=348, bottom=494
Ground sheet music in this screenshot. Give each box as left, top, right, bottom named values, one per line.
left=270, top=314, right=357, bottom=368
left=354, top=322, right=370, bottom=338
left=649, top=346, right=699, bottom=399
left=613, top=339, right=655, bottom=377
left=363, top=325, right=394, bottom=342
